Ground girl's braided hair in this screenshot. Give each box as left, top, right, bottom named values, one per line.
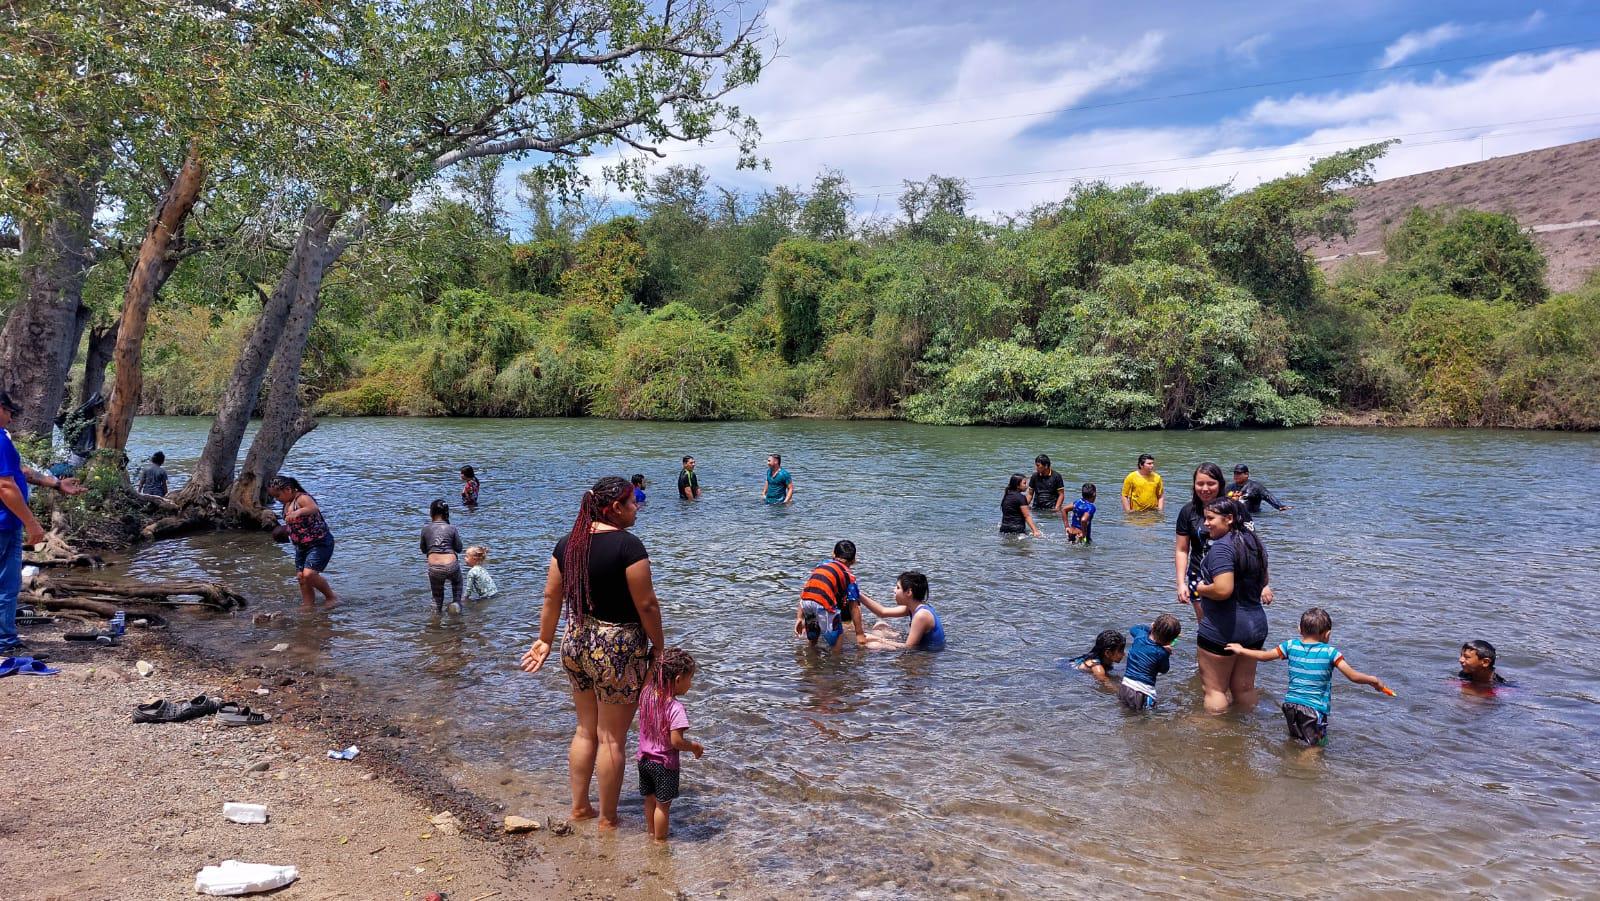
left=561, top=475, right=634, bottom=629
left=639, top=648, right=698, bottom=749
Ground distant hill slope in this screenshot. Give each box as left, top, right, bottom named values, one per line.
left=1304, top=138, right=1600, bottom=292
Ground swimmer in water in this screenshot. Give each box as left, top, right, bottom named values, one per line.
left=1000, top=474, right=1044, bottom=537
left=796, top=540, right=869, bottom=648
left=1227, top=607, right=1391, bottom=747
left=1118, top=614, right=1181, bottom=710
left=1457, top=639, right=1508, bottom=692
left=860, top=571, right=945, bottom=651
left=1066, top=483, right=1096, bottom=544
left=1069, top=629, right=1127, bottom=684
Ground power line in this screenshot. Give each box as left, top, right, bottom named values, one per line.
left=850, top=111, right=1600, bottom=192
left=932, top=120, right=1600, bottom=197
left=753, top=12, right=1600, bottom=130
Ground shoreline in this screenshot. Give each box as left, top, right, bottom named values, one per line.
left=0, top=620, right=666, bottom=900
left=129, top=409, right=1597, bottom=432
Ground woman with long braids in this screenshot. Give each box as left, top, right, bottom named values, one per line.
left=520, top=476, right=664, bottom=828
left=1193, top=498, right=1272, bottom=713
left=267, top=475, right=339, bottom=609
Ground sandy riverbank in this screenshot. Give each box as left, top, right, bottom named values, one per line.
left=0, top=626, right=667, bottom=900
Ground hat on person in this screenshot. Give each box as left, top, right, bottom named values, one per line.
left=0, top=389, right=21, bottom=416
left=1233, top=463, right=1249, bottom=474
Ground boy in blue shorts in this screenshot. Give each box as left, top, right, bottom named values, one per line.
left=1066, top=483, right=1096, bottom=544
left=1228, top=607, right=1391, bottom=746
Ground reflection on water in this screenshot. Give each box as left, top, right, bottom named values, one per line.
left=119, top=417, right=1600, bottom=896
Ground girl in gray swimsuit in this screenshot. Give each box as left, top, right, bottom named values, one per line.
left=420, top=499, right=465, bottom=614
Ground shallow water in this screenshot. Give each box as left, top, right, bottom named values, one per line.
left=119, top=417, right=1600, bottom=896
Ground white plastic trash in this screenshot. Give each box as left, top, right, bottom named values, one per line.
left=326, top=745, right=359, bottom=760
left=223, top=802, right=268, bottom=824
left=194, top=860, right=298, bottom=895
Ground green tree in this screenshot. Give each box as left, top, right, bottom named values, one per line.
left=1383, top=208, right=1548, bottom=306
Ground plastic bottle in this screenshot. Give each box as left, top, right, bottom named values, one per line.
left=111, top=610, right=126, bottom=636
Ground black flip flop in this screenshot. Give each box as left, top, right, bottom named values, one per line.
left=174, top=694, right=222, bottom=722
left=133, top=700, right=183, bottom=723
left=217, top=706, right=270, bottom=727
left=64, top=630, right=118, bottom=644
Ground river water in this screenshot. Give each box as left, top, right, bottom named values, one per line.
left=118, top=417, right=1600, bottom=897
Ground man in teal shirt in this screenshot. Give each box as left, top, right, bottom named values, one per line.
left=763, top=453, right=793, bottom=505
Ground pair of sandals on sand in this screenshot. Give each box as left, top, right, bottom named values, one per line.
left=133, top=694, right=269, bottom=727
left=0, top=656, right=59, bottom=677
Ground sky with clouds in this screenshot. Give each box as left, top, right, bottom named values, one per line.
left=530, top=0, right=1600, bottom=224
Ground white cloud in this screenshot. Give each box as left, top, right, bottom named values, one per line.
left=1229, top=33, right=1271, bottom=66
left=1378, top=22, right=1470, bottom=68
left=538, top=2, right=1600, bottom=223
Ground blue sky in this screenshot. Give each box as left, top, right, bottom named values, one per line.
left=549, top=0, right=1600, bottom=220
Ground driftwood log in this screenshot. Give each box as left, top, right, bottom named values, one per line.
left=22, top=594, right=170, bottom=628
left=39, top=576, right=247, bottom=612
left=22, top=531, right=103, bottom=568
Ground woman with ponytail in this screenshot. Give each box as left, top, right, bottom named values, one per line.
left=1193, top=498, right=1272, bottom=713
left=520, top=476, right=664, bottom=828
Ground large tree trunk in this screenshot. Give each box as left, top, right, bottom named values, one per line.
left=228, top=236, right=342, bottom=522
left=99, top=148, right=207, bottom=452
left=0, top=167, right=103, bottom=438
left=176, top=204, right=340, bottom=503
left=79, top=322, right=119, bottom=405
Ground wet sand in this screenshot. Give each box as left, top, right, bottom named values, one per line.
left=0, top=627, right=665, bottom=900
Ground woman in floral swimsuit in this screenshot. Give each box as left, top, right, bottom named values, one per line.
left=268, top=476, right=339, bottom=609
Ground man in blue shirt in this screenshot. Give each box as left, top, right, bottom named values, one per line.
left=762, top=453, right=793, bottom=505
left=0, top=390, right=87, bottom=653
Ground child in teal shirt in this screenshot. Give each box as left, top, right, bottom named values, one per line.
left=1229, top=607, right=1391, bottom=746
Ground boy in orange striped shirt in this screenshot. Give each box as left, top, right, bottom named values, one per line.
left=795, top=540, right=870, bottom=648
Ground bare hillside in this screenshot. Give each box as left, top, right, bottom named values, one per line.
left=1305, top=138, right=1600, bottom=291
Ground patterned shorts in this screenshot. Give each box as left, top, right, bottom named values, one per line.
left=1282, top=702, right=1329, bottom=746
left=561, top=619, right=652, bottom=705
left=638, top=759, right=681, bottom=802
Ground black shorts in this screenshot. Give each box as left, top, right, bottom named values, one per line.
left=1282, top=702, right=1329, bottom=746
left=638, top=759, right=681, bottom=802
left=1196, top=634, right=1264, bottom=656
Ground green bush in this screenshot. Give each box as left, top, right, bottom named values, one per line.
left=1397, top=293, right=1512, bottom=424
left=1493, top=280, right=1600, bottom=428
left=319, top=339, right=444, bottom=416
left=1383, top=208, right=1547, bottom=306
left=594, top=306, right=759, bottom=420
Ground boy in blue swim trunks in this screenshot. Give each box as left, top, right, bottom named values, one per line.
left=1228, top=607, right=1391, bottom=746
left=795, top=540, right=869, bottom=648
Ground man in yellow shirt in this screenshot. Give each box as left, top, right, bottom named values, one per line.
left=1121, top=454, right=1165, bottom=513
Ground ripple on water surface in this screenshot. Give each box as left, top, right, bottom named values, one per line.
left=119, top=418, right=1600, bottom=897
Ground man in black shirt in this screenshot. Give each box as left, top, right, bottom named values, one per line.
left=1026, top=454, right=1066, bottom=529
left=1228, top=464, right=1289, bottom=513
left=677, top=456, right=701, bottom=500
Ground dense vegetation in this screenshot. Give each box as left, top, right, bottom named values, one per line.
left=125, top=147, right=1599, bottom=430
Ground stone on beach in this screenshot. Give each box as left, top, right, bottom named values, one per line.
left=503, top=815, right=540, bottom=834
